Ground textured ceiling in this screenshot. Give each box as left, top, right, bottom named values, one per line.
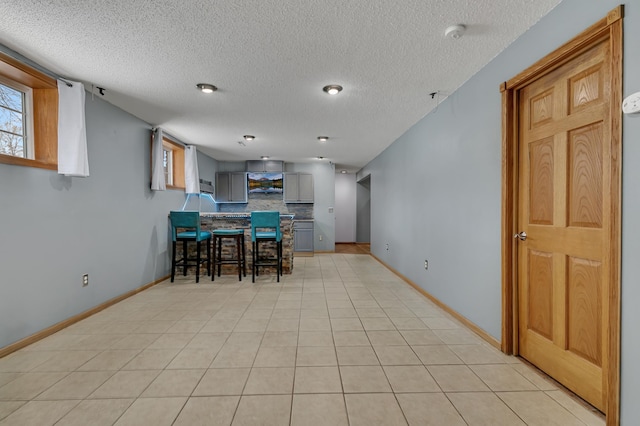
left=1, top=0, right=561, bottom=171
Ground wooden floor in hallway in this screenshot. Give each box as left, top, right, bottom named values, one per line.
left=334, top=243, right=370, bottom=255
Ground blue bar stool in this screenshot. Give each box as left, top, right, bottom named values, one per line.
left=169, top=211, right=211, bottom=283
left=212, top=229, right=246, bottom=281
left=251, top=211, right=282, bottom=282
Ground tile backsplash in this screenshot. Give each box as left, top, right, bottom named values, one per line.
left=218, top=193, right=313, bottom=219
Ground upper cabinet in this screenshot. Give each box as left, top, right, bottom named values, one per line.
left=246, top=160, right=284, bottom=172
left=215, top=172, right=248, bottom=203
left=284, top=173, right=314, bottom=203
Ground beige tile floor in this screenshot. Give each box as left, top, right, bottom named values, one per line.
left=0, top=254, right=605, bottom=425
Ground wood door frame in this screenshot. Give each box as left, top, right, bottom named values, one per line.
left=501, top=6, right=622, bottom=424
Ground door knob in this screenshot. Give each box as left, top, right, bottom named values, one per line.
left=514, top=231, right=527, bottom=241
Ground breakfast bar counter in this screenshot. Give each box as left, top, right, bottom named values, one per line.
left=200, top=212, right=294, bottom=275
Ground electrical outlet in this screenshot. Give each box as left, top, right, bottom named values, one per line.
left=82, top=274, right=89, bottom=287
left=424, top=260, right=428, bottom=270
left=385, top=243, right=389, bottom=251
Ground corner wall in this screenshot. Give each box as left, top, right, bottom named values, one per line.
left=358, top=1, right=640, bottom=422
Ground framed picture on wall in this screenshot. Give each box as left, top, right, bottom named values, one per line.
left=248, top=172, right=283, bottom=193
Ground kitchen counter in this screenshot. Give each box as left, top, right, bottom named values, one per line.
left=200, top=212, right=295, bottom=219
left=199, top=213, right=294, bottom=275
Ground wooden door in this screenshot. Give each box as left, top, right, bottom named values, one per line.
left=516, top=37, right=614, bottom=411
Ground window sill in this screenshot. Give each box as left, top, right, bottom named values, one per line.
left=0, top=154, right=56, bottom=170
left=165, top=185, right=185, bottom=191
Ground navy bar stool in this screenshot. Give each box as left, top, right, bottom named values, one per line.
left=212, top=229, right=246, bottom=281
left=169, top=211, right=211, bottom=283
left=251, top=211, right=282, bottom=282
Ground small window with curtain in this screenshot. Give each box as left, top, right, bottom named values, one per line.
left=0, top=52, right=58, bottom=170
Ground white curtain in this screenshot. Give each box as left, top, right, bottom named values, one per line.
left=57, top=80, right=89, bottom=177
left=184, top=145, right=200, bottom=194
left=151, top=128, right=166, bottom=191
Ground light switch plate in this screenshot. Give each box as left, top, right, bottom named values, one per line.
left=622, top=91, right=640, bottom=114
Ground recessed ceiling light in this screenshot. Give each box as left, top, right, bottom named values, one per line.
left=261, top=156, right=270, bottom=160
left=196, top=83, right=217, bottom=93
left=243, top=135, right=255, bottom=141
left=317, top=136, right=329, bottom=142
left=322, top=85, right=343, bottom=95
left=341, top=170, right=347, bottom=174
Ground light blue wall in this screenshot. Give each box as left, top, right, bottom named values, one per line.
left=359, top=1, right=640, bottom=422
left=335, top=173, right=357, bottom=242
left=285, top=162, right=336, bottom=252
left=216, top=161, right=245, bottom=173
left=0, top=94, right=188, bottom=348
left=197, top=150, right=219, bottom=187
left=617, top=2, right=640, bottom=422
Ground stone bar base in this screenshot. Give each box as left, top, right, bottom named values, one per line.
left=195, top=213, right=294, bottom=276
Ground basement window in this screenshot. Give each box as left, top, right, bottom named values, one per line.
left=0, top=52, right=58, bottom=170
left=162, top=138, right=185, bottom=189
left=0, top=78, right=33, bottom=159
left=163, top=146, right=173, bottom=185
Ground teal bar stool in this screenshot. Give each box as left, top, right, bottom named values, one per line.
left=251, top=211, right=282, bottom=282
left=212, top=229, right=246, bottom=281
left=169, top=211, right=211, bottom=283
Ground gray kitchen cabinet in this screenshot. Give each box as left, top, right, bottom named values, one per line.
left=215, top=172, right=247, bottom=203
left=246, top=160, right=284, bottom=172
left=294, top=221, right=314, bottom=252
left=284, top=173, right=314, bottom=203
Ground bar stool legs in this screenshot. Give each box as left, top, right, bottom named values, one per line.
left=212, top=230, right=246, bottom=281
left=252, top=239, right=282, bottom=283
left=170, top=238, right=211, bottom=283
left=250, top=211, right=283, bottom=283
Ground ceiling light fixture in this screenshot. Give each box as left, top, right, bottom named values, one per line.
left=341, top=170, right=347, bottom=174
left=316, top=156, right=324, bottom=160
left=261, top=156, right=270, bottom=160
left=317, top=136, right=329, bottom=142
left=243, top=135, right=255, bottom=141
left=322, top=85, right=343, bottom=95
left=444, top=24, right=466, bottom=40
left=196, top=83, right=217, bottom=93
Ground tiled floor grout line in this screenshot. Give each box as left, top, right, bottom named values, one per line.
left=326, top=274, right=352, bottom=426
left=0, top=254, right=605, bottom=425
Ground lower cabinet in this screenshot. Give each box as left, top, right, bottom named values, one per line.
left=293, top=221, right=314, bottom=252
